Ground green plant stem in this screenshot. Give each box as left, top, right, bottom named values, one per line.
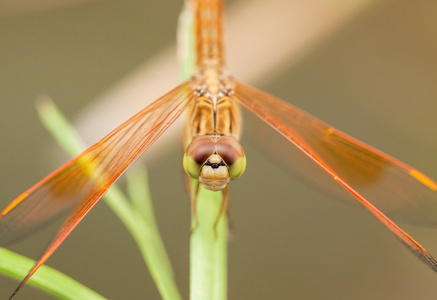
left=190, top=185, right=227, bottom=300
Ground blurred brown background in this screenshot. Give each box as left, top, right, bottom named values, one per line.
left=1, top=0, right=437, bottom=299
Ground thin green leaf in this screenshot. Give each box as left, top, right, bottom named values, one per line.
left=0, top=248, right=106, bottom=300
left=36, top=98, right=181, bottom=300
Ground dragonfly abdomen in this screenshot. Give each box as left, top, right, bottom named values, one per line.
left=195, top=0, right=226, bottom=72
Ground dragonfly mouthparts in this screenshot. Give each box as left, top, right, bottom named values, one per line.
left=205, top=159, right=227, bottom=169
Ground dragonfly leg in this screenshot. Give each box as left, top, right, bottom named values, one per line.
left=226, top=189, right=234, bottom=238
left=213, top=186, right=229, bottom=239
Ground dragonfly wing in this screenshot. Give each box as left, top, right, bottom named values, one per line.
left=0, top=82, right=194, bottom=294
left=233, top=81, right=437, bottom=272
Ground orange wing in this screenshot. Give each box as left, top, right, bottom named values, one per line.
left=233, top=81, right=437, bottom=272
left=0, top=82, right=194, bottom=296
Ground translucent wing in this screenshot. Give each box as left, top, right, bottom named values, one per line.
left=0, top=82, right=194, bottom=295
left=233, top=81, right=437, bottom=272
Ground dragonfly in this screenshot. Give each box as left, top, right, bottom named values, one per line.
left=2, top=0, right=437, bottom=297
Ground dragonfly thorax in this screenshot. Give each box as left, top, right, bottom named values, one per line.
left=184, top=72, right=244, bottom=191
left=191, top=71, right=234, bottom=100
left=183, top=135, right=246, bottom=191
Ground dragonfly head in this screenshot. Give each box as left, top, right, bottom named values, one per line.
left=183, top=135, right=246, bottom=191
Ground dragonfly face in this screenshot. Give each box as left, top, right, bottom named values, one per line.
left=183, top=134, right=246, bottom=191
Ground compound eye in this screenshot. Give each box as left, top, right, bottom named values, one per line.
left=183, top=136, right=216, bottom=179
left=216, top=136, right=246, bottom=180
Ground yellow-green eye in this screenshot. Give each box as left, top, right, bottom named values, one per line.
left=228, top=155, right=246, bottom=180
left=216, top=136, right=246, bottom=180
left=183, top=154, right=202, bottom=179
left=183, top=136, right=216, bottom=179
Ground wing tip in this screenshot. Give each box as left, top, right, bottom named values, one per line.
left=409, top=169, right=437, bottom=191
left=1, top=193, right=29, bottom=216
